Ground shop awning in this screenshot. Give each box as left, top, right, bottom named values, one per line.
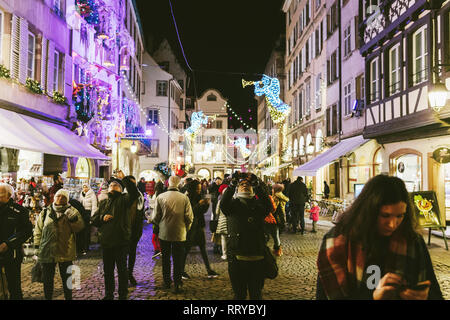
left=293, top=135, right=369, bottom=176
left=0, top=108, right=109, bottom=160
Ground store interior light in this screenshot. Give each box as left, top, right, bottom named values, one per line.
left=307, top=142, right=315, bottom=155
left=145, top=129, right=153, bottom=136
left=428, top=82, right=448, bottom=112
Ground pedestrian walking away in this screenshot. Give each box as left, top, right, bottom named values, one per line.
left=34, top=189, right=84, bottom=300
left=220, top=172, right=273, bottom=300
left=125, top=176, right=145, bottom=286
left=91, top=170, right=139, bottom=300
left=183, top=180, right=219, bottom=280
left=288, top=176, right=308, bottom=234
left=151, top=175, right=193, bottom=294
left=323, top=181, right=330, bottom=199
left=215, top=183, right=229, bottom=260
left=316, top=175, right=444, bottom=300
left=0, top=183, right=33, bottom=300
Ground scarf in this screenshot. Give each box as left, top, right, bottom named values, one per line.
left=236, top=191, right=255, bottom=199
left=52, top=203, right=70, bottom=218
left=317, top=228, right=427, bottom=299
left=108, top=191, right=122, bottom=200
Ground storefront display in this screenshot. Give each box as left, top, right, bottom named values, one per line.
left=64, top=177, right=105, bottom=201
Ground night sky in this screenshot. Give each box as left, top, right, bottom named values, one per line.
left=135, top=0, right=285, bottom=130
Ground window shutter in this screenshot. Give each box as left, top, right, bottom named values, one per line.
left=10, top=15, right=20, bottom=80
left=47, top=41, right=55, bottom=95
left=18, top=18, right=29, bottom=84
left=41, top=37, right=48, bottom=90
left=354, top=16, right=360, bottom=50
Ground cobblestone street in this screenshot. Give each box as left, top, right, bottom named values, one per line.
left=20, top=209, right=450, bottom=300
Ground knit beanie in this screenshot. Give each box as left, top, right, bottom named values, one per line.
left=54, top=189, right=70, bottom=201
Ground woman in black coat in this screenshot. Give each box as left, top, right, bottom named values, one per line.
left=181, top=180, right=219, bottom=279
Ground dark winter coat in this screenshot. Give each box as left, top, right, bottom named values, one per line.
left=0, top=199, right=32, bottom=262
left=288, top=179, right=308, bottom=205
left=186, top=193, right=209, bottom=246
left=91, top=177, right=139, bottom=249
left=219, top=185, right=272, bottom=257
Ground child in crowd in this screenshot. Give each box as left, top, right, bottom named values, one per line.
left=308, top=201, right=320, bottom=233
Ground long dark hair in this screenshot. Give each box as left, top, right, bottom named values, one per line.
left=186, top=180, right=201, bottom=202
left=336, top=175, right=418, bottom=254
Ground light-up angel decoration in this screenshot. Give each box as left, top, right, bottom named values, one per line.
left=242, top=75, right=291, bottom=124
left=232, top=137, right=252, bottom=159
left=185, top=111, right=215, bottom=139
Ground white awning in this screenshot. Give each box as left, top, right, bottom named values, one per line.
left=0, top=108, right=109, bottom=160
left=293, top=135, right=369, bottom=176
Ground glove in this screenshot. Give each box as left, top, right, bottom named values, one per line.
left=67, top=211, right=79, bottom=223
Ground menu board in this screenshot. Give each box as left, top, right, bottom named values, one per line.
left=409, top=191, right=444, bottom=228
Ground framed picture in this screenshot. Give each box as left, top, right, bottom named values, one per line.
left=409, top=191, right=444, bottom=228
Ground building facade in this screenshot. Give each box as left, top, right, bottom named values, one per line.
left=360, top=0, right=450, bottom=222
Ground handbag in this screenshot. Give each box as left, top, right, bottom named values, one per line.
left=262, top=246, right=278, bottom=280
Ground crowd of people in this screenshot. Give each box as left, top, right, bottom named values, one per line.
left=0, top=170, right=444, bottom=300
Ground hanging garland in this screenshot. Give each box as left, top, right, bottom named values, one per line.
left=73, top=81, right=94, bottom=123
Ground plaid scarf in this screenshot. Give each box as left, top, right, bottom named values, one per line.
left=317, top=227, right=427, bottom=299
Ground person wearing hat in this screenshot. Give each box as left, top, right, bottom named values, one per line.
left=0, top=183, right=33, bottom=299
left=46, top=174, right=64, bottom=206
left=79, top=183, right=98, bottom=254
left=91, top=170, right=139, bottom=300
left=34, top=189, right=84, bottom=300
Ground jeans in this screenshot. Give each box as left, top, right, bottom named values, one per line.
left=291, top=203, right=305, bottom=232
left=128, top=237, right=140, bottom=276
left=183, top=242, right=211, bottom=273
left=312, top=221, right=317, bottom=231
left=1, top=256, right=23, bottom=299
left=42, top=261, right=72, bottom=300
left=265, top=224, right=281, bottom=250
left=102, top=245, right=128, bottom=299
left=228, top=257, right=265, bottom=300
left=160, top=240, right=185, bottom=286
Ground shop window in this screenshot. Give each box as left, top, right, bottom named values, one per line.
left=347, top=153, right=357, bottom=193
left=75, top=158, right=90, bottom=178
left=197, top=168, right=210, bottom=180
left=316, top=129, right=323, bottom=152
left=393, top=153, right=422, bottom=192
left=373, top=147, right=383, bottom=176
left=445, top=163, right=450, bottom=221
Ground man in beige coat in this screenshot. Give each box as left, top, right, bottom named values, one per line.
left=151, top=175, right=193, bottom=293
left=34, top=189, right=84, bottom=300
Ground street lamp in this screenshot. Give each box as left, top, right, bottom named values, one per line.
left=427, top=0, right=449, bottom=112
left=428, top=82, right=448, bottom=112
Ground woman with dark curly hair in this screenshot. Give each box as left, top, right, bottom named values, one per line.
left=182, top=180, right=219, bottom=280
left=316, top=174, right=443, bottom=300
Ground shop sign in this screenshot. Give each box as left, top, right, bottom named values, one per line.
left=432, top=147, right=450, bottom=164
left=409, top=191, right=444, bottom=228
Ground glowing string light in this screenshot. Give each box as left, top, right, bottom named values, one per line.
left=242, top=75, right=291, bottom=124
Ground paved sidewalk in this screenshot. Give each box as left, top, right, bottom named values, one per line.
left=19, top=211, right=450, bottom=300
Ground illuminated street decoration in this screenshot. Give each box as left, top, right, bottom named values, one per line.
left=232, top=137, right=252, bottom=159
left=242, top=75, right=291, bottom=124
left=185, top=111, right=214, bottom=139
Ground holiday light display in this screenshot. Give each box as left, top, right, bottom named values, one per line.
left=223, top=102, right=257, bottom=132
left=76, top=0, right=99, bottom=26
left=232, top=137, right=252, bottom=159
left=242, top=75, right=291, bottom=124
left=185, top=111, right=212, bottom=139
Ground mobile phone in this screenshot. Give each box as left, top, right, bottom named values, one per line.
left=409, top=283, right=430, bottom=291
